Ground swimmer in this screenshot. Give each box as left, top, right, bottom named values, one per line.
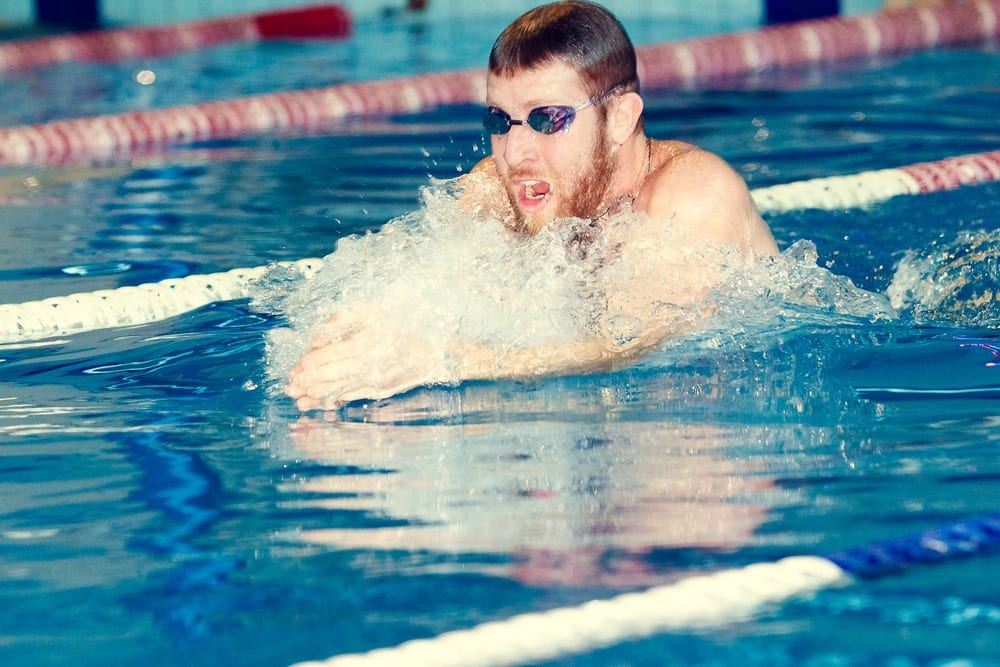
left=287, top=0, right=778, bottom=410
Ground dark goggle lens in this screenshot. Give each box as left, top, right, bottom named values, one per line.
left=483, top=108, right=512, bottom=135
left=527, top=106, right=574, bottom=134
left=482, top=106, right=577, bottom=136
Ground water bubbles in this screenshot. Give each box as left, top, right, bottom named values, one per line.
left=135, top=69, right=156, bottom=85
left=887, top=229, right=1000, bottom=326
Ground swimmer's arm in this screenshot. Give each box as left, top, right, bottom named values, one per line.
left=468, top=156, right=492, bottom=175
left=456, top=156, right=494, bottom=210
left=454, top=330, right=663, bottom=384
left=288, top=322, right=667, bottom=412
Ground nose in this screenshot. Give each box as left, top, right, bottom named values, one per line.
left=497, top=124, right=538, bottom=169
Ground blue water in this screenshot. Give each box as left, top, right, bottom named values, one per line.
left=1, top=11, right=1000, bottom=667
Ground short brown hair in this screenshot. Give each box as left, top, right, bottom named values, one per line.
left=488, top=1, right=640, bottom=100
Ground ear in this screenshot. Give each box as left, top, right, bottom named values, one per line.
left=607, top=91, right=644, bottom=145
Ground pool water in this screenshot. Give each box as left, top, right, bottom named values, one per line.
left=2, top=11, right=1000, bottom=667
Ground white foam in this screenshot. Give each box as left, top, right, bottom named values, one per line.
left=254, top=183, right=899, bottom=398
left=255, top=180, right=609, bottom=389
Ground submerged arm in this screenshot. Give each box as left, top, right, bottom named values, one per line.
left=286, top=317, right=671, bottom=412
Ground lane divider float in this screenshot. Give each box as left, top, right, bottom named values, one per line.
left=0, top=149, right=998, bottom=344
left=0, top=0, right=996, bottom=166
left=637, top=0, right=1000, bottom=88
left=0, top=4, right=352, bottom=74
left=0, top=259, right=323, bottom=344
left=751, top=149, right=1000, bottom=213
left=0, top=68, right=486, bottom=166
left=289, top=512, right=1000, bottom=667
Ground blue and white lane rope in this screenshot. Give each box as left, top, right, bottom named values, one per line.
left=291, top=513, right=1000, bottom=667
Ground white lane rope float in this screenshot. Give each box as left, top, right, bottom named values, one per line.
left=1, top=149, right=998, bottom=345
left=0, top=0, right=996, bottom=166
left=296, top=557, right=848, bottom=667
left=289, top=512, right=1000, bottom=667
left=0, top=259, right=323, bottom=344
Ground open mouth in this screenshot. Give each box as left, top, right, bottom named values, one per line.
left=519, top=179, right=551, bottom=205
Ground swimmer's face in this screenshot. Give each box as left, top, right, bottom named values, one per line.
left=485, top=61, right=615, bottom=235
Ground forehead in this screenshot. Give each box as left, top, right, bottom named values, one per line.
left=485, top=59, right=588, bottom=107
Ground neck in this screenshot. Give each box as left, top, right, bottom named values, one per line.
left=620, top=133, right=652, bottom=191
left=600, top=133, right=651, bottom=214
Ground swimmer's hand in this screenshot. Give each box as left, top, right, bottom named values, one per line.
left=286, top=310, right=448, bottom=411
left=285, top=307, right=663, bottom=411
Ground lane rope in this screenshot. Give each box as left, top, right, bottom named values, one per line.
left=0, top=4, right=352, bottom=74
left=1, top=149, right=998, bottom=344
left=751, top=149, right=1000, bottom=213
left=0, top=0, right=996, bottom=166
left=637, top=0, right=1000, bottom=89
left=288, top=513, right=1000, bottom=667
left=0, top=259, right=324, bottom=344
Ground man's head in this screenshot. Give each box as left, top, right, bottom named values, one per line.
left=488, top=0, right=640, bottom=104
left=483, top=1, right=645, bottom=235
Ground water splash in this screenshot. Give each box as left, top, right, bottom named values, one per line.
left=711, top=239, right=897, bottom=336
left=253, top=180, right=900, bottom=396
left=887, top=229, right=1000, bottom=327
left=254, top=180, right=607, bottom=388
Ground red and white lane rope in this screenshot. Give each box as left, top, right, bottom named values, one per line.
left=636, top=0, right=999, bottom=88
left=0, top=149, right=997, bottom=345
left=751, top=149, right=1000, bottom=213
left=0, top=68, right=486, bottom=166
left=0, top=0, right=996, bottom=167
left=0, top=4, right=352, bottom=74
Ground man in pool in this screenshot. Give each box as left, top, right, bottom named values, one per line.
left=287, top=0, right=778, bottom=410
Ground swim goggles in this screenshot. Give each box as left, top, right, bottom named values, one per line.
left=482, top=84, right=623, bottom=136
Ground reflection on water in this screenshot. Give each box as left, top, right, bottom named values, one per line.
left=276, top=416, right=779, bottom=586
left=257, top=334, right=874, bottom=588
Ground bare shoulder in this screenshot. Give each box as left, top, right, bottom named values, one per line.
left=637, top=140, right=777, bottom=256
left=642, top=141, right=752, bottom=214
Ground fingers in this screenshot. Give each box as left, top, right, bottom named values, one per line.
left=283, top=310, right=436, bottom=411
left=287, top=365, right=347, bottom=409
left=295, top=395, right=324, bottom=411
left=287, top=335, right=390, bottom=410
left=288, top=353, right=426, bottom=412
left=286, top=338, right=352, bottom=409
left=289, top=377, right=343, bottom=411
